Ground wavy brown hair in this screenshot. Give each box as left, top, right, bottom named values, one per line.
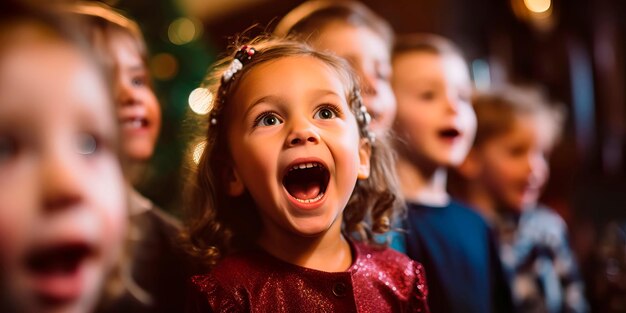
left=182, top=36, right=403, bottom=268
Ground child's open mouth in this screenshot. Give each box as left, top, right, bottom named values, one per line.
left=282, top=161, right=330, bottom=204
left=438, top=128, right=461, bottom=140
left=121, top=117, right=150, bottom=130
left=23, top=243, right=95, bottom=304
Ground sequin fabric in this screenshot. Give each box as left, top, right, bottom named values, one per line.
left=189, top=241, right=429, bottom=312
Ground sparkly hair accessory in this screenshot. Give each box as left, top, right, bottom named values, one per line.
left=352, top=88, right=375, bottom=143
left=210, top=45, right=257, bottom=126
left=222, top=45, right=256, bottom=83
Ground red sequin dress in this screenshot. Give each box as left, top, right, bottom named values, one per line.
left=188, top=240, right=429, bottom=312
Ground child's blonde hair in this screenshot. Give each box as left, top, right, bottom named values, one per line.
left=183, top=36, right=403, bottom=268
left=63, top=2, right=152, bottom=90
left=274, top=0, right=393, bottom=48
left=393, top=33, right=466, bottom=64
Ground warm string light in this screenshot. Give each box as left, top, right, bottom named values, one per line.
left=188, top=87, right=213, bottom=115
left=523, top=0, right=551, bottom=13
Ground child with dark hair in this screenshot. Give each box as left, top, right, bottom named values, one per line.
left=184, top=37, right=429, bottom=312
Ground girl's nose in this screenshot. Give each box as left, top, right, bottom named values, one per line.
left=444, top=92, right=460, bottom=114
left=286, top=123, right=320, bottom=147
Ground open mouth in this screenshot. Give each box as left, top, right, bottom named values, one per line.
left=282, top=162, right=330, bottom=204
left=25, top=243, right=93, bottom=277
left=121, top=117, right=149, bottom=130
left=438, top=128, right=461, bottom=140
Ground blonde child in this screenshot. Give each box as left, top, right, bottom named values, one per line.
left=184, top=37, right=429, bottom=312
left=0, top=5, right=127, bottom=313
left=64, top=3, right=191, bottom=312
left=452, top=85, right=587, bottom=312
left=275, top=0, right=396, bottom=137
left=391, top=33, right=513, bottom=313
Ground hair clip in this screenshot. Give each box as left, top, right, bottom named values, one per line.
left=222, top=45, right=256, bottom=83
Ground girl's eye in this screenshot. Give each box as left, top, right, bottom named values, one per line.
left=76, top=133, right=98, bottom=156
left=314, top=107, right=337, bottom=120
left=255, top=113, right=283, bottom=127
left=131, top=76, right=146, bottom=87
left=419, top=91, right=436, bottom=101
left=508, top=145, right=527, bottom=158
left=0, top=136, right=16, bottom=163
left=315, top=104, right=342, bottom=120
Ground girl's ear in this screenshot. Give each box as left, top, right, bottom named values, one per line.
left=357, top=138, right=372, bottom=180
left=224, top=165, right=245, bottom=196
left=457, top=148, right=481, bottom=180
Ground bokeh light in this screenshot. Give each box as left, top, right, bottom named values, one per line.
left=168, top=17, right=203, bottom=45
left=188, top=87, right=213, bottom=115
left=192, top=141, right=207, bottom=165
left=150, top=53, right=179, bottom=80
left=523, top=0, right=551, bottom=14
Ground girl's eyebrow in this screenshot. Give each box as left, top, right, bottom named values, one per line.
left=126, top=65, right=146, bottom=73
left=244, top=95, right=284, bottom=118
left=244, top=90, right=340, bottom=117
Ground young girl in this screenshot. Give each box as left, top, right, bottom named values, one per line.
left=451, top=85, right=587, bottom=312
left=0, top=5, right=127, bottom=313
left=391, top=34, right=513, bottom=313
left=184, top=37, right=429, bottom=312
left=65, top=3, right=190, bottom=312
left=274, top=0, right=396, bottom=137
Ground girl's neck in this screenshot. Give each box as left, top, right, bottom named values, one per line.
left=396, top=156, right=450, bottom=206
left=257, top=218, right=352, bottom=272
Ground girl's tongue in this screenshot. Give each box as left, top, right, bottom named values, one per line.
left=283, top=163, right=329, bottom=201
left=286, top=180, right=321, bottom=200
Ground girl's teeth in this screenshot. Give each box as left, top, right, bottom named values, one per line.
left=294, top=192, right=324, bottom=203
left=124, top=120, right=143, bottom=129
left=290, top=162, right=319, bottom=171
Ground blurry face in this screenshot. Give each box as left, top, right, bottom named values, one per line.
left=312, top=22, right=396, bottom=137
left=392, top=51, right=476, bottom=167
left=474, top=115, right=552, bottom=213
left=0, top=39, right=127, bottom=312
left=226, top=56, right=370, bottom=238
left=110, top=34, right=161, bottom=162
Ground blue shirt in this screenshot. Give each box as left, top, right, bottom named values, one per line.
left=403, top=200, right=513, bottom=313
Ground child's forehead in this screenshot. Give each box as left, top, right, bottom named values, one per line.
left=0, top=41, right=112, bottom=127
left=237, top=55, right=349, bottom=95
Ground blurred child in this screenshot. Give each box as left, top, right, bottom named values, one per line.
left=65, top=3, right=190, bottom=312
left=391, top=33, right=513, bottom=313
left=275, top=0, right=396, bottom=137
left=184, top=37, right=429, bottom=312
left=0, top=6, right=127, bottom=313
left=452, top=85, right=588, bottom=312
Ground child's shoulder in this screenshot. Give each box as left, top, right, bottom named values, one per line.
left=353, top=240, right=426, bottom=276
left=191, top=249, right=265, bottom=291
left=448, top=200, right=490, bottom=226
left=352, top=241, right=428, bottom=305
